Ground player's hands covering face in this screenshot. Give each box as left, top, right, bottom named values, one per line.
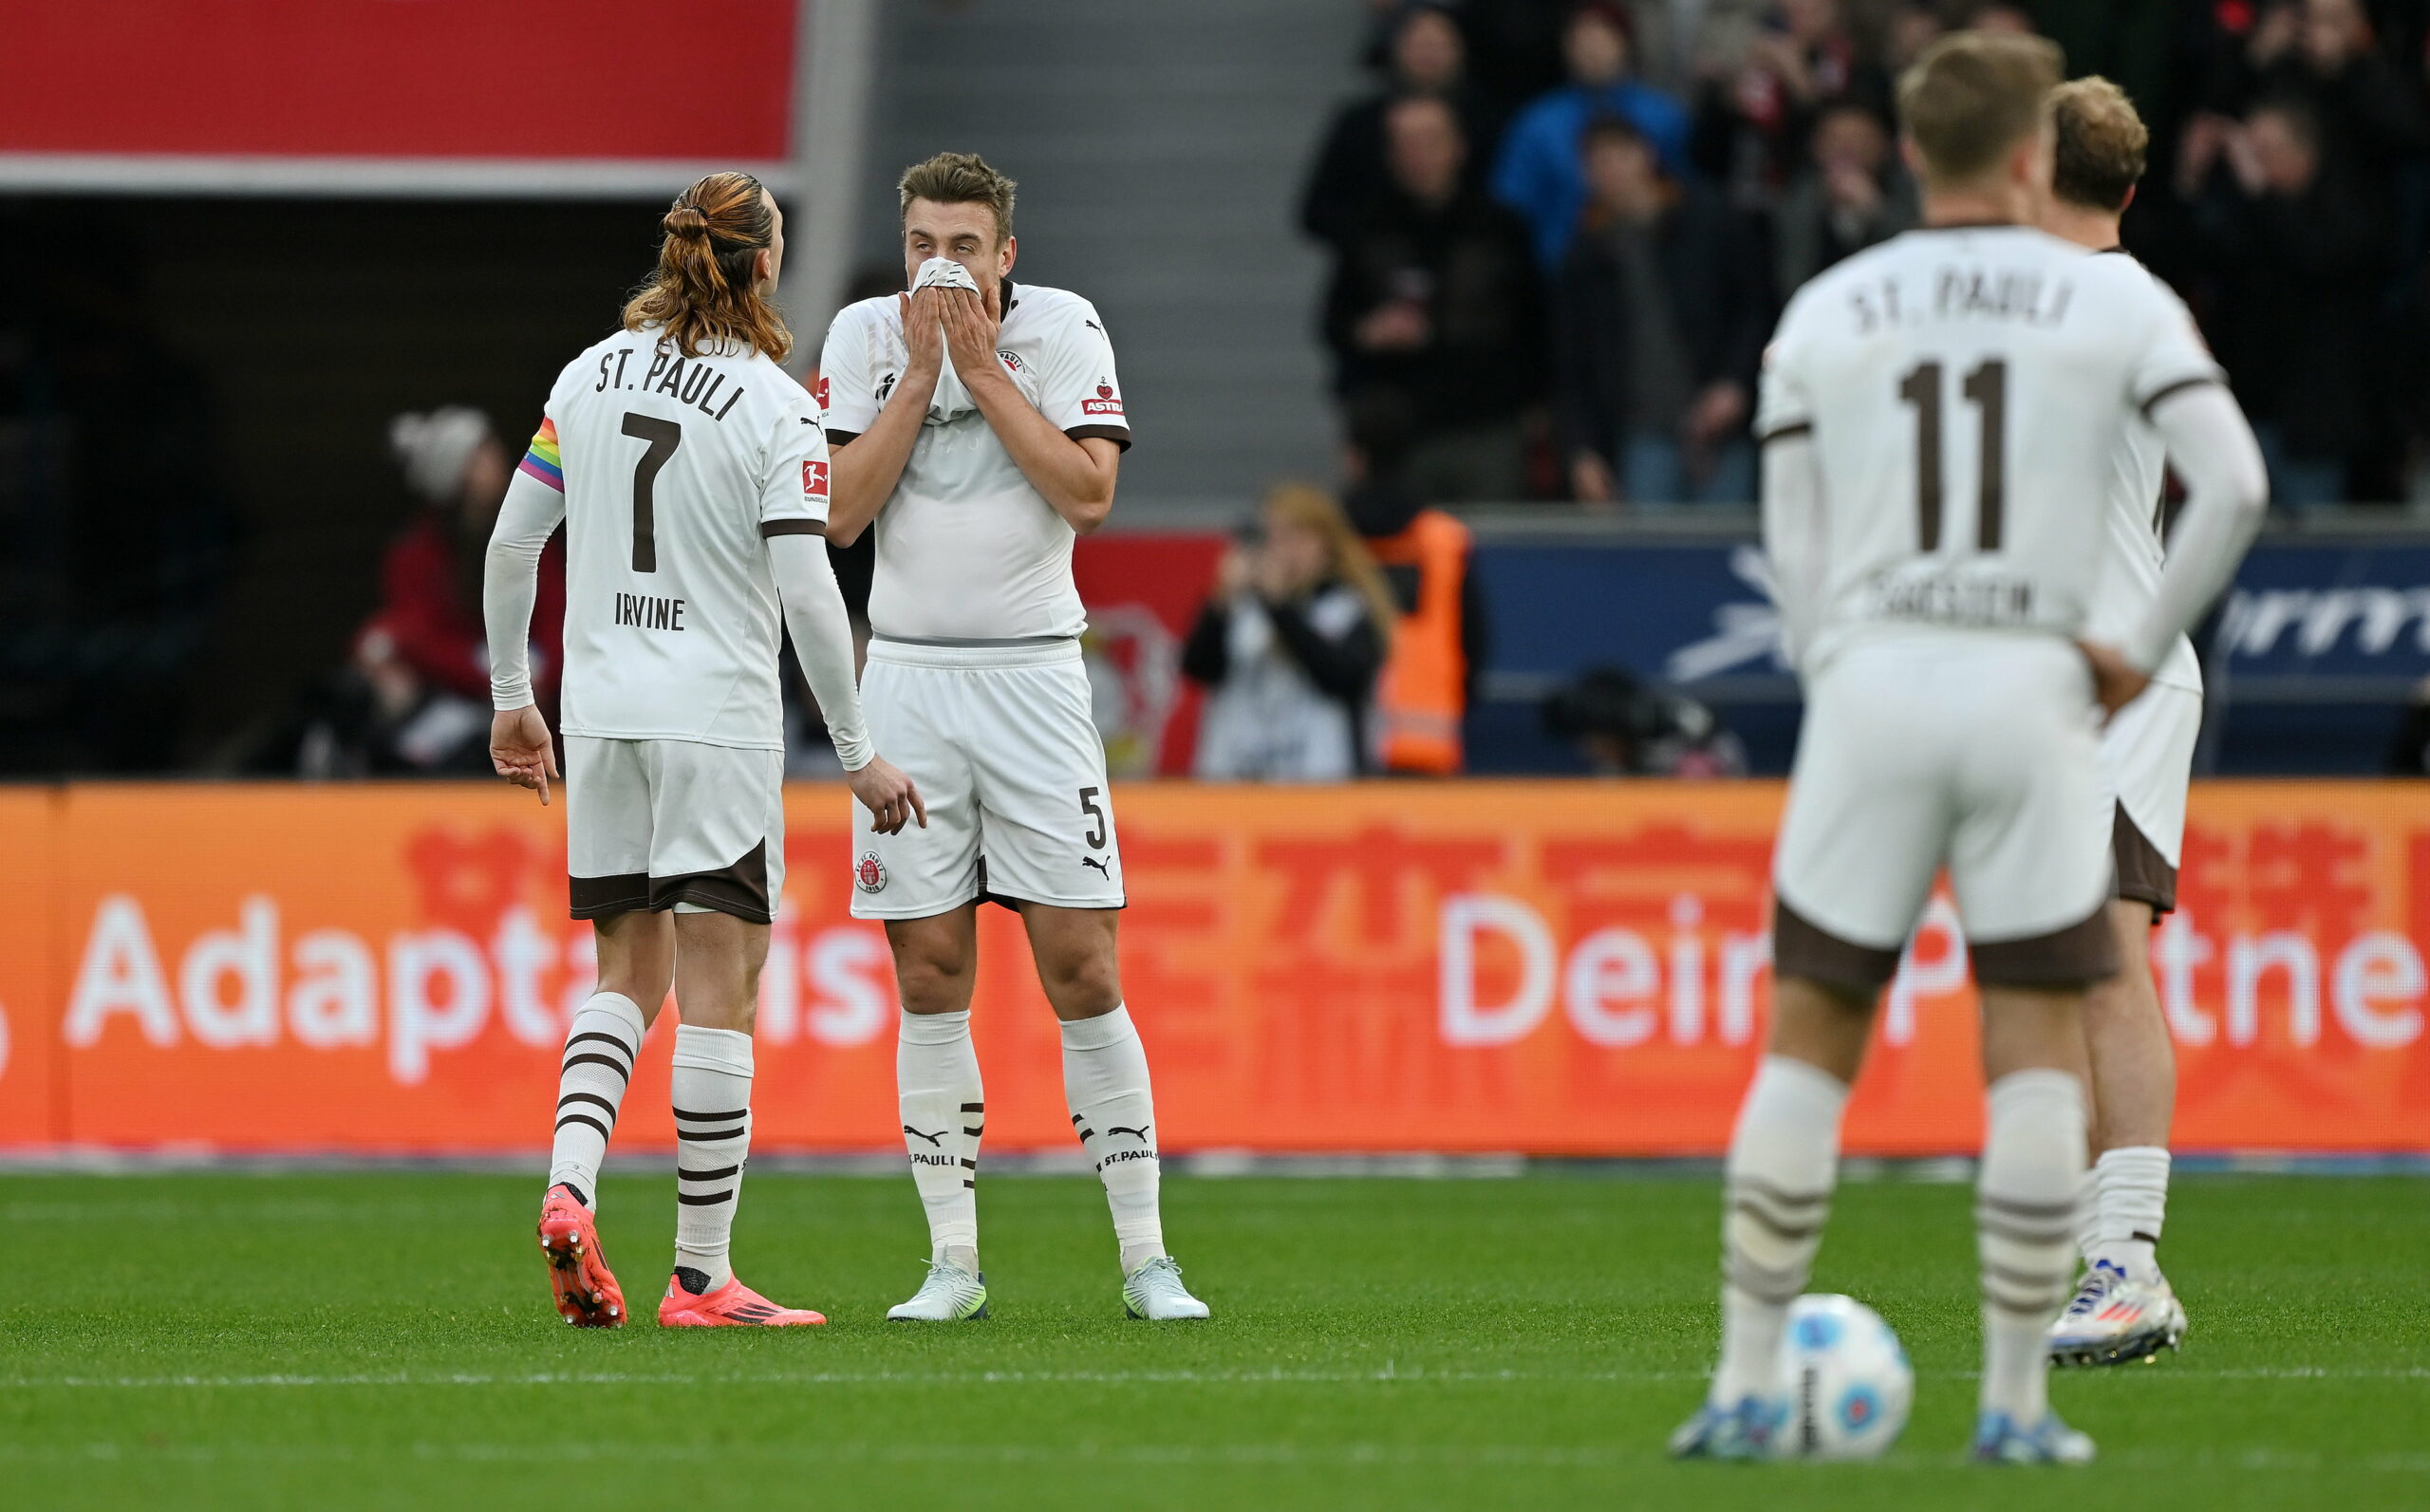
left=849, top=755, right=929, bottom=835
left=936, top=286, right=1002, bottom=385
left=897, top=288, right=947, bottom=377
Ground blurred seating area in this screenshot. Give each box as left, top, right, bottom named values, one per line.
left=1304, top=0, right=2430, bottom=511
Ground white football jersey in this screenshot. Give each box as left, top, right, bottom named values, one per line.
left=1758, top=224, right=2223, bottom=672
left=2081, top=251, right=2204, bottom=694
left=817, top=279, right=1130, bottom=642
left=523, top=325, right=830, bottom=750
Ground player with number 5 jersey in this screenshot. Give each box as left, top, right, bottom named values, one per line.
left=821, top=152, right=1206, bottom=1324
left=483, top=172, right=922, bottom=1332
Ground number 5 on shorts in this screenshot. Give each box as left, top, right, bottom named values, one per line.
left=1078, top=786, right=1107, bottom=850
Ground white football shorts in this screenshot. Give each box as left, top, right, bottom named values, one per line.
left=849, top=636, right=1124, bottom=920
left=1771, top=630, right=2117, bottom=992
left=2099, top=679, right=2201, bottom=915
left=564, top=736, right=785, bottom=924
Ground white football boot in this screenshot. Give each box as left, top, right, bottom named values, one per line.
left=2048, top=1259, right=2187, bottom=1366
left=1121, top=1256, right=1209, bottom=1320
left=887, top=1259, right=989, bottom=1321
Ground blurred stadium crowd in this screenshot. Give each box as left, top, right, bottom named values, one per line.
left=12, top=0, right=2430, bottom=781
left=1308, top=0, right=2430, bottom=510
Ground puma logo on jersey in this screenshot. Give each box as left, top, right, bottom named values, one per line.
left=904, top=1126, right=944, bottom=1148
left=1080, top=856, right=1111, bottom=876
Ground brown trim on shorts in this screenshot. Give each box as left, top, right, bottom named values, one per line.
left=1771, top=897, right=1902, bottom=996
left=1758, top=420, right=1814, bottom=445
left=569, top=872, right=650, bottom=920
left=1064, top=423, right=1131, bottom=451
left=2110, top=803, right=2178, bottom=916
left=758, top=519, right=826, bottom=537
left=649, top=840, right=775, bottom=924
left=1969, top=903, right=2120, bottom=988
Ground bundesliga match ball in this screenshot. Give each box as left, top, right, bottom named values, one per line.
left=1774, top=1294, right=1914, bottom=1460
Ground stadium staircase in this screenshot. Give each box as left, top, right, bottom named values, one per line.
left=854, top=0, right=1364, bottom=512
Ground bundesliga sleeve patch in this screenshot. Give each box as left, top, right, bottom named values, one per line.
left=518, top=417, right=565, bottom=492
left=1081, top=382, right=1124, bottom=418
left=802, top=459, right=829, bottom=499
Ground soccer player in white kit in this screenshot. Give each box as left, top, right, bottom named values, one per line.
left=1669, top=37, right=2266, bottom=1464
left=2035, top=78, right=2196, bottom=1369
left=819, top=153, right=1207, bottom=1322
left=485, top=173, right=923, bottom=1329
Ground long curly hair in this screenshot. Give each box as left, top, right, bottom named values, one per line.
left=621, top=171, right=792, bottom=362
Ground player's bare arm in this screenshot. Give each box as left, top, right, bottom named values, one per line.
left=825, top=287, right=946, bottom=545
left=939, top=285, right=1122, bottom=532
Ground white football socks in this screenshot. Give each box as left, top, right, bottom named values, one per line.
left=898, top=1009, right=983, bottom=1270
left=548, top=992, right=645, bottom=1211
left=1976, top=1069, right=2087, bottom=1424
left=669, top=1024, right=754, bottom=1293
left=2089, top=1146, right=2170, bottom=1281
left=1060, top=1005, right=1166, bottom=1274
left=1713, top=1055, right=1848, bottom=1403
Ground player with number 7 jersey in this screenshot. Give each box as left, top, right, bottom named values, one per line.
left=483, top=172, right=922, bottom=1332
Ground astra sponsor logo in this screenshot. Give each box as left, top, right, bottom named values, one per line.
left=61, top=894, right=900, bottom=1085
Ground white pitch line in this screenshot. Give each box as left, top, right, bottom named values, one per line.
left=0, top=1365, right=2421, bottom=1390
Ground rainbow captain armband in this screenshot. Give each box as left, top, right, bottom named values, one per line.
left=517, top=417, right=565, bottom=491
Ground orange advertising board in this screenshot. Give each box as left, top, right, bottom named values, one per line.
left=4, top=781, right=2425, bottom=1155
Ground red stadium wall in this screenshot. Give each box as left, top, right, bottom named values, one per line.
left=1, top=782, right=2424, bottom=1156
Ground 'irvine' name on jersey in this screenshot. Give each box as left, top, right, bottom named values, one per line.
left=1759, top=224, right=2220, bottom=671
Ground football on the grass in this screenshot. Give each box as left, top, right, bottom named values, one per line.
left=1776, top=1294, right=1914, bottom=1460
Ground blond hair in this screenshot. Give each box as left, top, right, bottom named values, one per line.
left=2049, top=76, right=2148, bottom=211
left=1897, top=31, right=2065, bottom=185
left=898, top=151, right=1018, bottom=243
left=621, top=171, right=790, bottom=362
left=1264, top=484, right=1397, bottom=654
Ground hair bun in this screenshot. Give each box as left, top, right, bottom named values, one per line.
left=663, top=204, right=711, bottom=240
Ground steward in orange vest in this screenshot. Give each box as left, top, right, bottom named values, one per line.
left=1347, top=479, right=1491, bottom=775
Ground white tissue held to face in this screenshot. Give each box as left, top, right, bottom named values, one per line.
left=914, top=255, right=981, bottom=293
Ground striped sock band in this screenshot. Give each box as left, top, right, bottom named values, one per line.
left=670, top=1024, right=755, bottom=1293
left=899, top=1009, right=983, bottom=1259
left=1977, top=1069, right=2088, bottom=1423
left=1714, top=1055, right=1848, bottom=1403
left=548, top=992, right=645, bottom=1211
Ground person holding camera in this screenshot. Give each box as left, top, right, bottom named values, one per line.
left=1183, top=485, right=1396, bottom=781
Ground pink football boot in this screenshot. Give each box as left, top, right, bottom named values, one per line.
left=658, top=1272, right=828, bottom=1327
left=537, top=1185, right=626, bottom=1328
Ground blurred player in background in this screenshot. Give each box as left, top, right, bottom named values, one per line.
left=485, top=172, right=921, bottom=1329
left=1670, top=35, right=2266, bottom=1464
left=2035, top=77, right=2195, bottom=1370
left=821, top=152, right=1208, bottom=1323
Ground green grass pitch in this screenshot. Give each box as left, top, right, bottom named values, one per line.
left=1, top=1170, right=2422, bottom=1510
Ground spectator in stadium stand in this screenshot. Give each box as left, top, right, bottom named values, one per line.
left=346, top=408, right=565, bottom=772
left=1554, top=115, right=1772, bottom=507
left=1770, top=97, right=1918, bottom=294
left=1323, top=93, right=1544, bottom=501
left=1182, top=484, right=1394, bottom=781
left=1302, top=4, right=1505, bottom=251
left=1340, top=393, right=1491, bottom=775
left=1490, top=1, right=1693, bottom=269
left=2183, top=98, right=2389, bottom=508
left=1686, top=0, right=1888, bottom=209
left=2199, top=0, right=2429, bottom=205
